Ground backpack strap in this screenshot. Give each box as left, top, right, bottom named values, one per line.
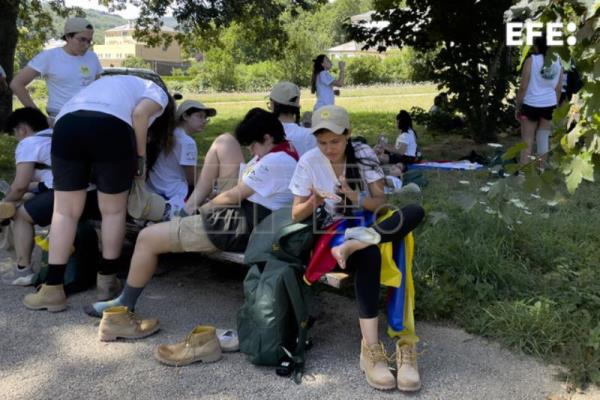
left=281, top=267, right=311, bottom=384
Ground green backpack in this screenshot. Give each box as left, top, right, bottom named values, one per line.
left=33, top=221, right=99, bottom=295
left=238, top=208, right=315, bottom=383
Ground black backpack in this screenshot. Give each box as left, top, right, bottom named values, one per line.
left=237, top=208, right=315, bottom=383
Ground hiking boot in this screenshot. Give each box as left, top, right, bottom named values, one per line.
left=2, top=265, right=35, bottom=286
left=98, top=306, right=159, bottom=342
left=22, top=284, right=67, bottom=312
left=154, top=325, right=222, bottom=366
left=359, top=340, right=395, bottom=390
left=96, top=273, right=122, bottom=301
left=0, top=202, right=16, bottom=220
left=396, top=340, right=421, bottom=392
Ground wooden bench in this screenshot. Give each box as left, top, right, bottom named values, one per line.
left=205, top=251, right=350, bottom=289
left=120, top=222, right=351, bottom=289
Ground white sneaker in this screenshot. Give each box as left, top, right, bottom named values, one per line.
left=2, top=265, right=35, bottom=286
left=344, top=226, right=381, bottom=245
left=216, top=329, right=239, bottom=352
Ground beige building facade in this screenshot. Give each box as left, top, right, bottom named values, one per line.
left=94, top=23, right=187, bottom=74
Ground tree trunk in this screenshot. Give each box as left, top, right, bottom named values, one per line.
left=0, top=0, right=19, bottom=131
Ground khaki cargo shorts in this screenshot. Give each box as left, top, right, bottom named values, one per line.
left=169, top=215, right=218, bottom=253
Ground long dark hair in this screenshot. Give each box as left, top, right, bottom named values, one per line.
left=147, top=94, right=176, bottom=172
left=310, top=54, right=327, bottom=94
left=396, top=109, right=417, bottom=137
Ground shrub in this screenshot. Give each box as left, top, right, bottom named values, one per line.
left=237, top=61, right=283, bottom=92
left=121, top=56, right=151, bottom=69
left=345, top=56, right=384, bottom=85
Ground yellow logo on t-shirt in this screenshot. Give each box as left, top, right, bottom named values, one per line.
left=80, top=65, right=91, bottom=76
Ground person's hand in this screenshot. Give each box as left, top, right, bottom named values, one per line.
left=337, top=176, right=359, bottom=205
left=338, top=61, right=346, bottom=70
left=309, top=187, right=326, bottom=209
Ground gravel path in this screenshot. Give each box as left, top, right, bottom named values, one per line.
left=0, top=252, right=571, bottom=400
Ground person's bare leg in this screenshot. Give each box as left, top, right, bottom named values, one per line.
left=519, top=118, right=538, bottom=166
left=127, top=222, right=172, bottom=287
left=13, top=206, right=35, bottom=267
left=359, top=317, right=379, bottom=345
left=184, top=133, right=243, bottom=213
left=331, top=239, right=372, bottom=269
left=97, top=190, right=129, bottom=260
left=48, top=190, right=86, bottom=264
left=85, top=222, right=173, bottom=316
left=536, top=118, right=552, bottom=169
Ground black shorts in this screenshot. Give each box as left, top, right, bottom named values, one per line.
left=521, top=104, right=555, bottom=122
left=387, top=152, right=417, bottom=166
left=51, top=110, right=137, bottom=194
left=23, top=189, right=102, bottom=227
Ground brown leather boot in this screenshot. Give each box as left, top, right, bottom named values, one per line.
left=154, top=325, right=222, bottom=366
left=396, top=339, right=421, bottom=391
left=23, top=284, right=67, bottom=312
left=96, top=273, right=122, bottom=301
left=98, top=306, right=159, bottom=341
left=359, top=340, right=396, bottom=390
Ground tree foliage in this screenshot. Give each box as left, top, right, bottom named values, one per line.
left=503, top=0, right=599, bottom=194
left=348, top=0, right=519, bottom=142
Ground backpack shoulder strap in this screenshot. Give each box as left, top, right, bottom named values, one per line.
left=281, top=266, right=311, bottom=384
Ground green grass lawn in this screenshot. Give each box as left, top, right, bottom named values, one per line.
left=2, top=83, right=599, bottom=387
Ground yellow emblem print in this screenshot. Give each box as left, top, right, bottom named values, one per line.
left=320, top=110, right=330, bottom=119
left=80, top=65, right=91, bottom=76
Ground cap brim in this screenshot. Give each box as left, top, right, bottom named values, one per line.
left=311, top=121, right=346, bottom=135
left=204, top=108, right=217, bottom=117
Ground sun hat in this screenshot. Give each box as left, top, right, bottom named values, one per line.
left=63, top=17, right=94, bottom=36
left=175, top=100, right=217, bottom=120
left=311, top=105, right=350, bottom=135
left=270, top=81, right=301, bottom=107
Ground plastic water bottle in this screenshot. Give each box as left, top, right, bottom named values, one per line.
left=0, top=180, right=10, bottom=195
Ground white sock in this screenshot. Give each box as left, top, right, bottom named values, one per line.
left=536, top=129, right=551, bottom=155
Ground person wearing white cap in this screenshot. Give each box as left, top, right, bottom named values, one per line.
left=268, top=81, right=317, bottom=156
left=289, top=105, right=425, bottom=392
left=142, top=100, right=217, bottom=219
left=10, top=17, right=103, bottom=124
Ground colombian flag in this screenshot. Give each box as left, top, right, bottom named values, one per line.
left=304, top=210, right=418, bottom=342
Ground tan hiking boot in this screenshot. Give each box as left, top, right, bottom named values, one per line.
left=154, top=325, right=222, bottom=367
left=359, top=340, right=396, bottom=390
left=23, top=284, right=67, bottom=312
left=396, top=340, right=421, bottom=391
left=96, top=273, right=122, bottom=301
left=98, top=306, right=159, bottom=341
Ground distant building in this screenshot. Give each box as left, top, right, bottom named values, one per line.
left=94, top=23, right=187, bottom=75
left=327, top=11, right=395, bottom=59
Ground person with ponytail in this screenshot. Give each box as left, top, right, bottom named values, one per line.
left=310, top=54, right=345, bottom=111
left=289, top=105, right=425, bottom=392
left=515, top=35, right=563, bottom=168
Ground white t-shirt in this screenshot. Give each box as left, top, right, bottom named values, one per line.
left=314, top=70, right=335, bottom=111
left=523, top=54, right=562, bottom=108
left=283, top=123, right=317, bottom=156
left=147, top=127, right=198, bottom=212
left=15, top=129, right=53, bottom=189
left=56, top=75, right=169, bottom=127
left=242, top=151, right=297, bottom=211
left=0, top=65, right=6, bottom=78
left=28, top=47, right=103, bottom=115
left=395, top=128, right=418, bottom=157
left=289, top=142, right=384, bottom=219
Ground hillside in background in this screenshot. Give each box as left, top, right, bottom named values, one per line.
left=52, top=9, right=177, bottom=44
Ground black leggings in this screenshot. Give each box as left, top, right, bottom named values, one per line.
left=345, top=204, right=425, bottom=319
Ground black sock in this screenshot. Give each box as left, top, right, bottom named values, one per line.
left=99, top=257, right=120, bottom=276
left=17, top=265, right=28, bottom=270
left=46, top=264, right=66, bottom=285
left=120, top=284, right=145, bottom=312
